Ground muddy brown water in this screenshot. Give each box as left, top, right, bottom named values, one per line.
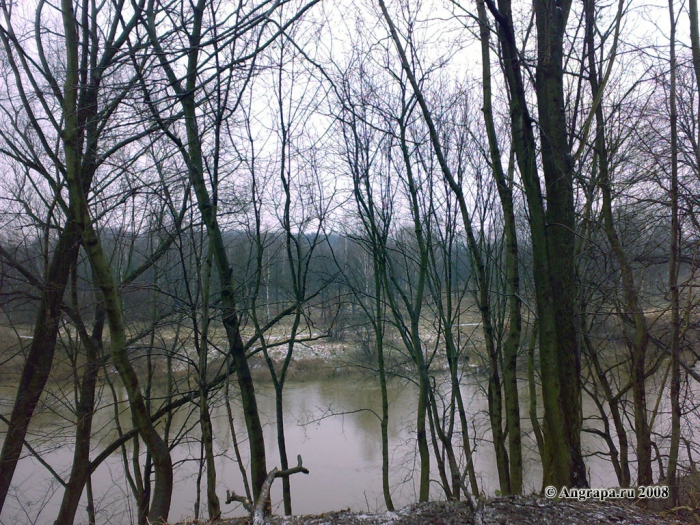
left=0, top=374, right=637, bottom=525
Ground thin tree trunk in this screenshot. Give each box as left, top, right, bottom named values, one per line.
left=199, top=240, right=221, bottom=521
left=667, top=0, right=681, bottom=503
left=343, top=104, right=396, bottom=511
left=476, top=0, right=522, bottom=493
left=144, top=0, right=268, bottom=499
left=455, top=379, right=480, bottom=497
left=375, top=257, right=395, bottom=511
left=526, top=324, right=545, bottom=471
left=86, top=476, right=96, bottom=525
left=416, top=368, right=431, bottom=501
left=54, top=280, right=104, bottom=525
left=195, top=441, right=204, bottom=521
left=401, top=112, right=431, bottom=503
left=62, top=0, right=173, bottom=519
left=584, top=0, right=652, bottom=485
left=225, top=371, right=252, bottom=505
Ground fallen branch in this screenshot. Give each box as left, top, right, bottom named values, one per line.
left=226, top=455, right=310, bottom=525
left=225, top=490, right=253, bottom=513
left=460, top=470, right=483, bottom=524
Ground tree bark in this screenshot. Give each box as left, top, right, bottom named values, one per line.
left=476, top=0, right=522, bottom=493
left=533, top=0, right=587, bottom=487
left=402, top=119, right=432, bottom=503
left=144, top=0, right=268, bottom=500
left=485, top=0, right=584, bottom=488
left=0, top=221, right=80, bottom=512
left=199, top=241, right=221, bottom=521
left=54, top=286, right=104, bottom=525
left=375, top=255, right=395, bottom=510
left=61, top=0, right=173, bottom=520
left=667, top=0, right=681, bottom=503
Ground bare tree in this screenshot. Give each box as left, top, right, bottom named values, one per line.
left=0, top=0, right=164, bottom=514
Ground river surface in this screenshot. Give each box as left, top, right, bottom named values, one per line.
left=1, top=374, right=625, bottom=525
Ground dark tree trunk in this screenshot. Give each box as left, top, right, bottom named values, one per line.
left=144, top=0, right=268, bottom=499
left=533, top=0, right=587, bottom=487
left=62, top=0, right=174, bottom=519
left=0, top=222, right=80, bottom=512
left=485, top=0, right=586, bottom=488
left=54, top=303, right=104, bottom=525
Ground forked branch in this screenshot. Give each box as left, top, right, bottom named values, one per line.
left=226, top=455, right=309, bottom=525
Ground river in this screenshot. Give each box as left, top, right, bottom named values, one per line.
left=1, top=374, right=626, bottom=525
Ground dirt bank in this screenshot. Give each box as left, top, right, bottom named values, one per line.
left=177, top=496, right=693, bottom=525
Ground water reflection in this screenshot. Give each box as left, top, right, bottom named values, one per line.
left=0, top=374, right=618, bottom=525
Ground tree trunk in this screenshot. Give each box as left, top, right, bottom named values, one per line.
left=485, top=0, right=583, bottom=488
left=526, top=325, right=545, bottom=475
left=375, top=260, right=395, bottom=511
left=144, top=0, right=268, bottom=498
left=199, top=242, right=221, bottom=521
left=61, top=0, right=173, bottom=519
left=533, top=0, right=587, bottom=488
left=454, top=375, right=480, bottom=497
left=416, top=366, right=431, bottom=501
left=54, top=298, right=104, bottom=525
left=0, top=221, right=80, bottom=511
left=476, top=0, right=523, bottom=492
left=667, top=0, right=681, bottom=503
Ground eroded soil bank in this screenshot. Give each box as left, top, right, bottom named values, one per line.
left=177, top=496, right=693, bottom=525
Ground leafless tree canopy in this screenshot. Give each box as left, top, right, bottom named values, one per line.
left=0, top=0, right=699, bottom=523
